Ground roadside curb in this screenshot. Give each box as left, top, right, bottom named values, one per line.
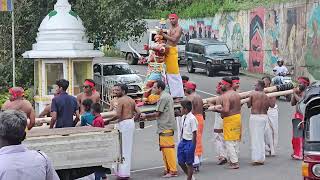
left=240, top=70, right=270, bottom=80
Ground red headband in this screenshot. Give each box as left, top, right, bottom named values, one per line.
left=84, top=80, right=95, bottom=88
left=221, top=80, right=232, bottom=86
left=9, top=87, right=24, bottom=99
left=185, top=81, right=197, bottom=90
left=169, top=13, right=179, bottom=19
left=232, top=80, right=240, bottom=83
left=298, top=77, right=310, bottom=86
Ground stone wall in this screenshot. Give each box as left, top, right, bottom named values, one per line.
left=178, top=0, right=320, bottom=80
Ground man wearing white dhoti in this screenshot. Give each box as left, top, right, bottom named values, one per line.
left=107, top=84, right=141, bottom=179
left=263, top=76, right=279, bottom=156
left=247, top=80, right=275, bottom=165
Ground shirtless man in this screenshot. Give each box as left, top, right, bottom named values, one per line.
left=108, top=84, right=140, bottom=179
left=159, top=13, right=184, bottom=98
left=208, top=77, right=241, bottom=169
left=109, top=86, right=118, bottom=112
left=262, top=76, right=279, bottom=156
left=247, top=80, right=275, bottom=165
left=77, top=79, right=100, bottom=114
left=231, top=76, right=240, bottom=92
left=184, top=81, right=204, bottom=171
left=2, top=87, right=35, bottom=130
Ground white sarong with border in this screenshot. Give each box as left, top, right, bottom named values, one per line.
left=116, top=119, right=135, bottom=178
left=250, top=114, right=268, bottom=163
left=265, top=105, right=279, bottom=156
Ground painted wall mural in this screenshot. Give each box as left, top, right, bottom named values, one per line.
left=177, top=1, right=320, bottom=80
left=265, top=9, right=280, bottom=74
left=305, top=4, right=320, bottom=79
left=249, top=8, right=265, bottom=73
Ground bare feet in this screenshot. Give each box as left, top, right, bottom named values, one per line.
left=225, top=162, right=239, bottom=169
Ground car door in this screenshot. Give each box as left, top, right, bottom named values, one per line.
left=192, top=44, right=201, bottom=68
left=198, top=45, right=206, bottom=69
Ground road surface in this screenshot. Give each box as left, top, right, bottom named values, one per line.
left=107, top=64, right=301, bottom=180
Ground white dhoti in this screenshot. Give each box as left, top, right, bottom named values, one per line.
left=225, top=141, right=240, bottom=163
left=265, top=105, right=279, bottom=156
left=116, top=119, right=135, bottom=178
left=213, top=112, right=227, bottom=159
left=166, top=74, right=184, bottom=98
left=250, top=114, right=268, bottom=163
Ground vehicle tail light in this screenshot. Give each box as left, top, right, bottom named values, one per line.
left=302, top=162, right=309, bottom=177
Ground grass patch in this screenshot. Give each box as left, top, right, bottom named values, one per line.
left=102, top=45, right=125, bottom=58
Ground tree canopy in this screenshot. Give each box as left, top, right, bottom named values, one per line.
left=0, top=0, right=157, bottom=89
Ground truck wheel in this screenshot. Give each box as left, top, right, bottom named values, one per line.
left=232, top=68, right=240, bottom=76
left=206, top=63, right=214, bottom=77
left=187, top=60, right=195, bottom=73
left=126, top=53, right=138, bottom=65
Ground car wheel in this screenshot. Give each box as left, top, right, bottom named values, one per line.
left=232, top=68, right=240, bottom=76
left=206, top=63, right=214, bottom=77
left=187, top=60, right=195, bottom=73
left=126, top=53, right=138, bottom=65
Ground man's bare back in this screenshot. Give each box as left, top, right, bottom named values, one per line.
left=116, top=95, right=139, bottom=121
left=77, top=91, right=100, bottom=114
left=187, top=93, right=203, bottom=115
left=249, top=91, right=272, bottom=114
left=2, top=99, right=35, bottom=129
left=221, top=91, right=241, bottom=118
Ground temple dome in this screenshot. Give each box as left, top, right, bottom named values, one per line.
left=23, top=0, right=103, bottom=58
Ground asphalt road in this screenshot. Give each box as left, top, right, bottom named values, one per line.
left=107, top=64, right=301, bottom=180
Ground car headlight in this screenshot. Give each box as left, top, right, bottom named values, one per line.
left=312, top=164, right=320, bottom=177
left=234, top=59, right=239, bottom=63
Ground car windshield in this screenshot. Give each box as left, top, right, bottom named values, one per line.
left=103, top=64, right=135, bottom=76
left=306, top=114, right=320, bottom=142
left=205, top=44, right=229, bottom=55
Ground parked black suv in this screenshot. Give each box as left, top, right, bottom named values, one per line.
left=185, top=38, right=241, bottom=77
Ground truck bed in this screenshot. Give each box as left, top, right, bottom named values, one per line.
left=23, top=126, right=121, bottom=170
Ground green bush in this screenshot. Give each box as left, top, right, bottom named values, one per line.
left=0, top=93, right=9, bottom=109
left=102, top=45, right=125, bottom=58
left=148, top=0, right=290, bottom=19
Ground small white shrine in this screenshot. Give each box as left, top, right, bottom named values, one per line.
left=23, top=0, right=103, bottom=114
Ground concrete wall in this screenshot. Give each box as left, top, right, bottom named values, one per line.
left=178, top=0, right=320, bottom=80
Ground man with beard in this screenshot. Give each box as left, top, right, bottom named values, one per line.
left=77, top=79, right=100, bottom=114
left=2, top=87, right=35, bottom=130
left=141, top=80, right=178, bottom=178
left=107, top=84, right=140, bottom=179
left=208, top=77, right=242, bottom=169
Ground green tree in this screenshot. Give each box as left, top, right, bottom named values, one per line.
left=0, top=0, right=156, bottom=89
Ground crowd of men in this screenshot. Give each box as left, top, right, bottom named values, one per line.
left=0, top=12, right=313, bottom=180
left=0, top=73, right=311, bottom=180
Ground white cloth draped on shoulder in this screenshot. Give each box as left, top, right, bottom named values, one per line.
left=250, top=114, right=268, bottom=163
left=115, top=119, right=135, bottom=178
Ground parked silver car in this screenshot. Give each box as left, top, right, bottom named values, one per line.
left=93, top=61, right=144, bottom=104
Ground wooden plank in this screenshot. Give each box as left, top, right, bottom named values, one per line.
left=24, top=129, right=121, bottom=170
left=27, top=126, right=114, bottom=138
